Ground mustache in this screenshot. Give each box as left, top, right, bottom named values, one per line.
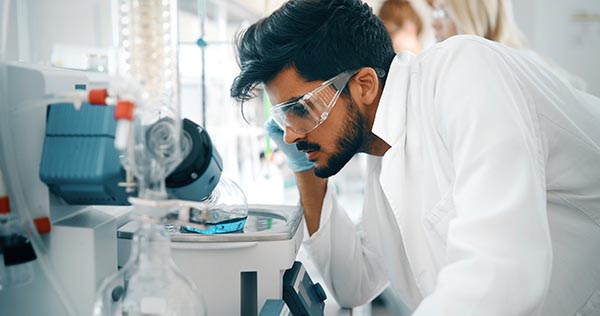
left=296, top=141, right=320, bottom=151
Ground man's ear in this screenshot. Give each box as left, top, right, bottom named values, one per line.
left=351, top=67, right=380, bottom=106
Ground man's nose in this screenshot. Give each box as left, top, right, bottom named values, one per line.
left=283, top=126, right=305, bottom=144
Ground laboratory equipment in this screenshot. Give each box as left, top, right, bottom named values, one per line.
left=166, top=118, right=223, bottom=202
left=94, top=220, right=206, bottom=316
left=175, top=176, right=249, bottom=235
left=0, top=38, right=319, bottom=316
left=116, top=0, right=179, bottom=111
left=258, top=261, right=327, bottom=316
left=39, top=101, right=131, bottom=205
left=0, top=60, right=210, bottom=315
left=95, top=1, right=211, bottom=306
left=260, top=299, right=290, bottom=316
left=39, top=104, right=222, bottom=205
left=0, top=61, right=126, bottom=316
left=118, top=205, right=306, bottom=316
left=0, top=170, right=36, bottom=290
left=282, top=261, right=327, bottom=316
left=116, top=0, right=182, bottom=202
left=258, top=299, right=291, bottom=316
left=0, top=211, right=36, bottom=289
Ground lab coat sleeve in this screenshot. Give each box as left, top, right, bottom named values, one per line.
left=302, top=181, right=389, bottom=307
left=413, top=38, right=553, bottom=315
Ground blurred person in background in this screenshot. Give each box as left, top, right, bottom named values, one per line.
left=428, top=0, right=587, bottom=90
left=378, top=0, right=424, bottom=54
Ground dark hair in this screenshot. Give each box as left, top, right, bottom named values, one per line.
left=230, top=0, right=396, bottom=102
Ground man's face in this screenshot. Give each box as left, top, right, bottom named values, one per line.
left=265, top=67, right=365, bottom=178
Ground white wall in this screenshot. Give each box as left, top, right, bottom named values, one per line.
left=513, top=0, right=600, bottom=96
left=1, top=0, right=19, bottom=60
left=2, top=0, right=113, bottom=64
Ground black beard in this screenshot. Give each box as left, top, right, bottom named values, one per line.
left=314, top=101, right=364, bottom=178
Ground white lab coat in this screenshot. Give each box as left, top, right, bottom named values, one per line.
left=303, top=35, right=600, bottom=316
left=519, top=50, right=588, bottom=92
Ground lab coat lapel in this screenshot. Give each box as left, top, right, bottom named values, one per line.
left=374, top=52, right=429, bottom=295
left=380, top=113, right=434, bottom=295
left=373, top=52, right=411, bottom=230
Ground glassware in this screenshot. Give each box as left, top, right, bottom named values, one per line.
left=93, top=218, right=206, bottom=316
left=180, top=177, right=249, bottom=234
left=117, top=0, right=179, bottom=109
left=116, top=0, right=182, bottom=200
left=94, top=2, right=206, bottom=313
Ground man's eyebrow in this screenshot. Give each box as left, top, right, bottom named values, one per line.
left=279, top=95, right=303, bottom=105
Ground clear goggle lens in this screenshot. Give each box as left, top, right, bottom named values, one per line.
left=271, top=70, right=358, bottom=134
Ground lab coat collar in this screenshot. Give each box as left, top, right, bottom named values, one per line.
left=372, top=52, right=415, bottom=147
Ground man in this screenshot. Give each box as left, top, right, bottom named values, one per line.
left=230, top=0, right=600, bottom=315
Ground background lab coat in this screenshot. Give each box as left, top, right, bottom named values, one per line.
left=303, top=35, right=600, bottom=316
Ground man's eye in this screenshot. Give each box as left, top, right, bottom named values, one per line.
left=290, top=104, right=309, bottom=117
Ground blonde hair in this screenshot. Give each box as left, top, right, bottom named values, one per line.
left=446, top=0, right=528, bottom=48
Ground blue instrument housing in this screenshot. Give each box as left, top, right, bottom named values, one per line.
left=39, top=102, right=131, bottom=205
left=39, top=103, right=222, bottom=205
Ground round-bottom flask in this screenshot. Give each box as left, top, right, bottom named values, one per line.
left=202, top=177, right=248, bottom=222
left=93, top=218, right=206, bottom=316
left=180, top=177, right=249, bottom=234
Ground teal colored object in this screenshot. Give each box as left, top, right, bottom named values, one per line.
left=259, top=299, right=287, bottom=316
left=182, top=217, right=247, bottom=234
left=196, top=38, right=207, bottom=47
left=39, top=102, right=131, bottom=205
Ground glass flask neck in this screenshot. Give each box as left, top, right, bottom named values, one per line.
left=94, top=216, right=207, bottom=316
left=131, top=221, right=172, bottom=269
left=138, top=180, right=168, bottom=201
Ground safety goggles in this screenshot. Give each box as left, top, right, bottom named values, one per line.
left=271, top=70, right=359, bottom=134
